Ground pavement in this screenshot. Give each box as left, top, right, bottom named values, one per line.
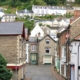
left=26, top=64, right=56, bottom=80
left=50, top=66, right=65, bottom=80
left=26, top=64, right=65, bottom=80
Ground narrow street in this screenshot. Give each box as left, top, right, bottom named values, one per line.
left=26, top=64, right=56, bottom=80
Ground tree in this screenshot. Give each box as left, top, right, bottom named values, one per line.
left=76, top=0, right=80, bottom=4
left=24, top=19, right=34, bottom=33
left=44, top=0, right=59, bottom=5
left=0, top=54, right=12, bottom=80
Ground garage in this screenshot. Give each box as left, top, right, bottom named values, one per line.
left=43, top=55, right=52, bottom=64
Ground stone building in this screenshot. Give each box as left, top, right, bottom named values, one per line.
left=0, top=22, right=26, bottom=80
left=38, top=35, right=56, bottom=64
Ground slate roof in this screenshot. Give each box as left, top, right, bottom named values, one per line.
left=17, top=10, right=33, bottom=13
left=29, top=37, right=38, bottom=42
left=39, top=34, right=56, bottom=42
left=0, top=22, right=24, bottom=35
left=3, top=14, right=17, bottom=16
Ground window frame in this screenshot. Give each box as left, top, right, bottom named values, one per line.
left=31, top=45, right=36, bottom=51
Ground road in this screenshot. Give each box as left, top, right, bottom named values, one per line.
left=26, top=64, right=56, bottom=80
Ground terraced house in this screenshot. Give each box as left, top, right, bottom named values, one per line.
left=0, top=22, right=27, bottom=80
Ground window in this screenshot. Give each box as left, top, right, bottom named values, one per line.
left=31, top=45, right=36, bottom=51
left=46, top=40, right=50, bottom=44
left=64, top=47, right=66, bottom=56
left=62, top=46, right=66, bottom=57
left=45, top=47, right=50, bottom=53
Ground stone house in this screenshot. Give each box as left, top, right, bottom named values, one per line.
left=0, top=22, right=26, bottom=80
left=38, top=35, right=56, bottom=64
left=28, top=37, right=38, bottom=65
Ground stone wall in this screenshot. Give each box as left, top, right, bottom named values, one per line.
left=70, top=17, right=80, bottom=40
left=0, top=36, right=17, bottom=63
left=39, top=36, right=56, bottom=64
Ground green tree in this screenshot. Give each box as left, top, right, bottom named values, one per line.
left=31, top=0, right=46, bottom=5
left=24, top=19, right=34, bottom=32
left=76, top=0, right=80, bottom=4
left=44, top=0, right=59, bottom=5
left=0, top=54, right=12, bottom=80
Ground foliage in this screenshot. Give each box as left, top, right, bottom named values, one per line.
left=0, top=0, right=79, bottom=10
left=24, top=19, right=34, bottom=32
left=4, top=7, right=12, bottom=13
left=15, top=15, right=34, bottom=32
left=34, top=15, right=61, bottom=20
left=65, top=13, right=73, bottom=18
left=39, top=23, right=43, bottom=26
left=0, top=54, right=12, bottom=80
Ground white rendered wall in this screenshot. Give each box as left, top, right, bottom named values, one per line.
left=30, top=24, right=44, bottom=37
left=26, top=43, right=29, bottom=63
left=70, top=42, right=80, bottom=80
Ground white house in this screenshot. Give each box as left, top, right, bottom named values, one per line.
left=66, top=0, right=75, bottom=2
left=1, top=14, right=17, bottom=22
left=32, top=5, right=66, bottom=16
left=69, top=35, right=80, bottom=80
left=30, top=24, right=44, bottom=37
left=16, top=9, right=34, bottom=18
left=59, top=19, right=70, bottom=27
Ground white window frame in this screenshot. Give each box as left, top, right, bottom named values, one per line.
left=46, top=40, right=50, bottom=44
left=62, top=46, right=66, bottom=57
left=45, top=47, right=51, bottom=54
left=31, top=45, right=36, bottom=51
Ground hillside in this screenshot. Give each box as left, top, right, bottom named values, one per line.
left=0, top=0, right=80, bottom=11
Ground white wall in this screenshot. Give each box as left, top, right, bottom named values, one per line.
left=26, top=43, right=29, bottom=63
left=70, top=41, right=80, bottom=80
left=30, top=24, right=44, bottom=37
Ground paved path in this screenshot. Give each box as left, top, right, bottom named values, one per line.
left=26, top=64, right=56, bottom=80
left=50, top=66, right=65, bottom=80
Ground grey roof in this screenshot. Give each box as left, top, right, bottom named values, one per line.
left=0, top=22, right=24, bottom=35
left=29, top=37, right=38, bottom=42
left=3, top=14, right=17, bottom=16
left=17, top=9, right=33, bottom=13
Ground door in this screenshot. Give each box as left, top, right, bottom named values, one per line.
left=30, top=53, right=38, bottom=65
left=43, top=55, right=52, bottom=64
left=71, top=66, right=75, bottom=80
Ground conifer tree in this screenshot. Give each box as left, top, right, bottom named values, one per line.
left=0, top=54, right=12, bottom=80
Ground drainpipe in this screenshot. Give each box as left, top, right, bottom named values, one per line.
left=66, top=29, right=70, bottom=80
left=78, top=44, right=80, bottom=80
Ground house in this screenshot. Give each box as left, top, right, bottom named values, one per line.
left=69, top=35, right=80, bottom=80
left=32, top=5, right=66, bottom=16
left=38, top=35, right=56, bottom=64
left=57, top=25, right=70, bottom=79
left=0, top=8, right=5, bottom=17
left=16, top=9, right=34, bottom=18
left=1, top=14, right=17, bottom=22
left=69, top=17, right=80, bottom=80
left=30, top=24, right=44, bottom=38
left=35, top=19, right=70, bottom=41
left=56, top=16, right=80, bottom=80
left=66, top=0, right=75, bottom=2
left=0, top=22, right=26, bottom=80
left=28, top=37, right=38, bottom=65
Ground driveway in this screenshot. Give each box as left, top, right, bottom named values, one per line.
left=25, top=64, right=56, bottom=80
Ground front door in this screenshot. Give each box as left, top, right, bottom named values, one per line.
left=43, top=55, right=52, bottom=64
left=30, top=53, right=38, bottom=65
